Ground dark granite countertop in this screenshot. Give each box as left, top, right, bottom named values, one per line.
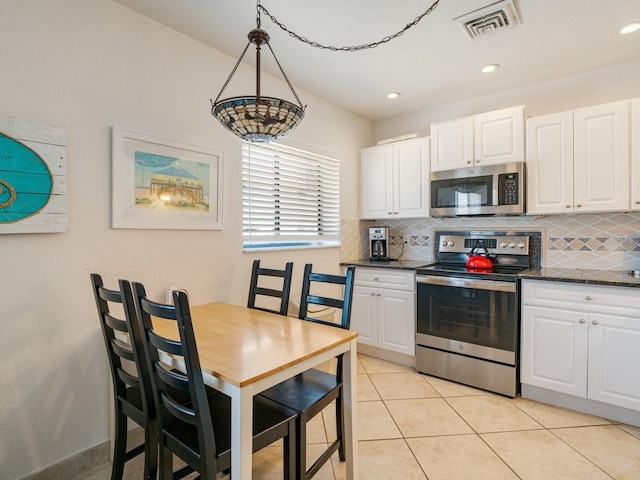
left=340, top=259, right=432, bottom=271
left=519, top=268, right=640, bottom=289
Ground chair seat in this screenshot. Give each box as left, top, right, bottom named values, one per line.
left=164, top=390, right=296, bottom=462
left=260, top=368, right=340, bottom=414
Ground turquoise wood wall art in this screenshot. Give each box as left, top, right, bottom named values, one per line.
left=0, top=117, right=68, bottom=234
left=0, top=132, right=53, bottom=222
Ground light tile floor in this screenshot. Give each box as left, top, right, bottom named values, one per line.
left=80, top=354, right=640, bottom=479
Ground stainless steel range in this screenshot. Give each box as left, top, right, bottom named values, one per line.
left=415, top=232, right=533, bottom=397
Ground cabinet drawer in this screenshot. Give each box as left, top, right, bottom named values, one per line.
left=522, top=280, right=640, bottom=316
left=354, top=268, right=415, bottom=291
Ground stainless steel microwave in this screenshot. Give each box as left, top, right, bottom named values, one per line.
left=429, top=162, right=525, bottom=217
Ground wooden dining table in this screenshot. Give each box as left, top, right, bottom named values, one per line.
left=152, top=301, right=359, bottom=480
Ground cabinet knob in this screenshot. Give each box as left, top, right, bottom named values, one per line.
left=387, top=211, right=393, bottom=215
left=370, top=292, right=376, bottom=296
left=466, top=160, right=472, bottom=164
left=576, top=204, right=582, bottom=208
left=373, top=277, right=379, bottom=281
left=636, top=200, right=640, bottom=205
left=585, top=296, right=592, bottom=301
left=579, top=319, right=586, bottom=324
left=591, top=320, right=599, bottom=325
left=566, top=205, right=571, bottom=208
left=377, top=293, right=382, bottom=296
left=394, top=211, right=399, bottom=214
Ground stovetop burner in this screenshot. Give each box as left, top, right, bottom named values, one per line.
left=417, top=233, right=533, bottom=282
left=416, top=263, right=528, bottom=282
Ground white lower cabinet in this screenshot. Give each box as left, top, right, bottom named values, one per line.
left=350, top=268, right=415, bottom=356
left=521, top=280, right=640, bottom=412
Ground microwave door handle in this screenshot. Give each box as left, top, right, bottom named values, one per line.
left=416, top=275, right=516, bottom=293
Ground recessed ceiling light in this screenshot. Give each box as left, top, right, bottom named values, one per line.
left=481, top=64, right=500, bottom=73
left=620, top=22, right=640, bottom=35
left=386, top=92, right=401, bottom=99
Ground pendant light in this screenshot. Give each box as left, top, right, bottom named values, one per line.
left=211, top=0, right=441, bottom=143
left=210, top=1, right=305, bottom=143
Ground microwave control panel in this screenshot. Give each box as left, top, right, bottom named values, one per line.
left=498, top=172, right=519, bottom=205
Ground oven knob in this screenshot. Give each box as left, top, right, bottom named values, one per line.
left=447, top=241, right=455, bottom=247
left=441, top=241, right=448, bottom=247
left=509, top=242, right=516, bottom=248
left=500, top=242, right=507, bottom=248
left=517, top=242, right=526, bottom=249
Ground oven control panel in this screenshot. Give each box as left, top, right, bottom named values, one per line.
left=439, top=235, right=529, bottom=255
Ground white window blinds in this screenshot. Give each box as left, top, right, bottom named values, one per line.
left=242, top=141, right=340, bottom=250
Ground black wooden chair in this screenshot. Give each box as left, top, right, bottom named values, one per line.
left=247, top=259, right=294, bottom=316
left=259, top=264, right=356, bottom=480
left=90, top=274, right=157, bottom=480
left=131, top=281, right=297, bottom=480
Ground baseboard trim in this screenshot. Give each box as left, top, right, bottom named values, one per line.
left=522, top=384, right=640, bottom=428
left=19, top=439, right=110, bottom=480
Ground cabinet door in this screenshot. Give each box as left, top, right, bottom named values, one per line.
left=526, top=112, right=574, bottom=214
left=430, top=117, right=474, bottom=172
left=377, top=288, right=415, bottom=355
left=474, top=106, right=525, bottom=167
left=521, top=305, right=588, bottom=397
left=393, top=138, right=430, bottom=218
left=360, top=145, right=393, bottom=219
left=350, top=285, right=378, bottom=347
left=573, top=101, right=630, bottom=213
left=631, top=98, right=640, bottom=210
left=588, top=313, right=640, bottom=411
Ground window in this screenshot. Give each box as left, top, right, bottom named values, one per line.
left=242, top=141, right=340, bottom=250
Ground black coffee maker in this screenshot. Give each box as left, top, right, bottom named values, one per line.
left=369, top=226, right=390, bottom=261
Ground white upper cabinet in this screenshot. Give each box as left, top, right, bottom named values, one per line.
left=631, top=98, right=640, bottom=210
left=526, top=100, right=630, bottom=215
left=474, top=107, right=526, bottom=166
left=430, top=117, right=474, bottom=171
left=430, top=106, right=525, bottom=172
left=573, top=101, right=629, bottom=212
left=359, top=137, right=430, bottom=219
left=526, top=112, right=574, bottom=214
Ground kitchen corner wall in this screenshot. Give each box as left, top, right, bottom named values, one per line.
left=341, top=212, right=640, bottom=271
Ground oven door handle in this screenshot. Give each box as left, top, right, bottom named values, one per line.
left=416, top=275, right=516, bottom=293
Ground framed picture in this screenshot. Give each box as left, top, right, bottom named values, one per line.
left=112, top=127, right=223, bottom=230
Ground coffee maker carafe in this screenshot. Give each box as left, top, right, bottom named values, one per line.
left=369, top=226, right=390, bottom=261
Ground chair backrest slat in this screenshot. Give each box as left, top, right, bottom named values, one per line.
left=247, top=259, right=293, bottom=316
left=161, top=392, right=197, bottom=425
left=111, top=338, right=135, bottom=363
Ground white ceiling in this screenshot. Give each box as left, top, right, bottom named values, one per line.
left=112, top=0, right=640, bottom=121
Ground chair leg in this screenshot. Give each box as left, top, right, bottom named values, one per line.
left=143, top=421, right=158, bottom=480
left=159, top=441, right=173, bottom=480
left=297, top=418, right=307, bottom=480
left=111, top=410, right=128, bottom=480
left=283, top=420, right=296, bottom=480
left=336, top=393, right=346, bottom=462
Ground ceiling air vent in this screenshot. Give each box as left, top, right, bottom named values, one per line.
left=454, top=0, right=522, bottom=40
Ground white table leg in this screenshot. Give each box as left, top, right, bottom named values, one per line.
left=230, top=386, right=254, bottom=479
left=343, top=339, right=358, bottom=480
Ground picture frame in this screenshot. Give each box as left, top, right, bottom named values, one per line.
left=112, top=127, right=223, bottom=230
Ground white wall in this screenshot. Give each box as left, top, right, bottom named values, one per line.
left=374, top=59, right=640, bottom=141
left=0, top=1, right=371, bottom=478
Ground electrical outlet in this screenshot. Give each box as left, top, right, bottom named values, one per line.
left=402, top=235, right=409, bottom=245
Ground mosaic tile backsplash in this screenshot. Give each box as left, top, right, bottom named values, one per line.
left=340, top=212, right=640, bottom=271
